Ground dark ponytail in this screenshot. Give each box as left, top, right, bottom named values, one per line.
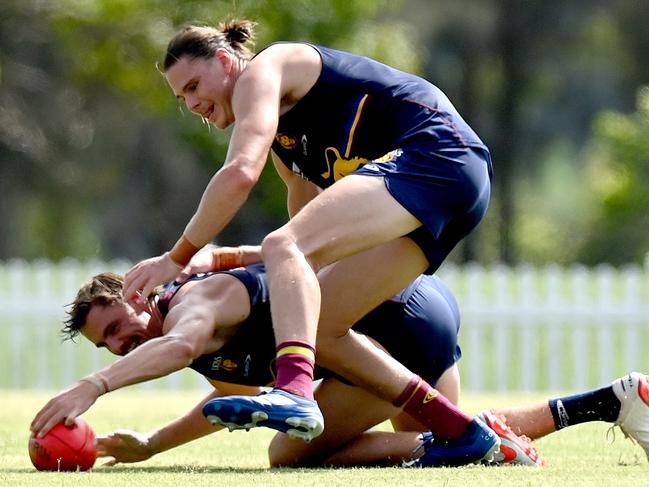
left=164, top=18, right=257, bottom=71
left=220, top=19, right=256, bottom=54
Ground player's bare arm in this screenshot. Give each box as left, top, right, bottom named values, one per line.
left=178, top=245, right=264, bottom=279
left=181, top=43, right=321, bottom=244
left=97, top=381, right=261, bottom=466
left=181, top=48, right=283, bottom=246
left=95, top=274, right=252, bottom=389
left=31, top=274, right=252, bottom=437
left=123, top=43, right=321, bottom=301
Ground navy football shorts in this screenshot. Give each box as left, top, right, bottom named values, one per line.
left=350, top=274, right=462, bottom=387
left=353, top=144, right=492, bottom=274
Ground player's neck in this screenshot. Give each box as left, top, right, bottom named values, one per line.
left=146, top=296, right=165, bottom=336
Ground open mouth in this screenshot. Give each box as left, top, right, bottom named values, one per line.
left=124, top=338, right=141, bottom=355
left=203, top=106, right=214, bottom=122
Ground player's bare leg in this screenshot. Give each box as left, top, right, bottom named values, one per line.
left=206, top=176, right=499, bottom=464
left=489, top=404, right=556, bottom=439
left=269, top=364, right=461, bottom=467
left=204, top=177, right=426, bottom=442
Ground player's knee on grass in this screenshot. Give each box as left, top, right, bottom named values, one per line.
left=268, top=433, right=310, bottom=467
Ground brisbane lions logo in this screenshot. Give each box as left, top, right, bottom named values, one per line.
left=321, top=147, right=368, bottom=181
left=321, top=148, right=401, bottom=181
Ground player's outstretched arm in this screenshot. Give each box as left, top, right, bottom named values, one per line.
left=97, top=382, right=262, bottom=466
left=31, top=274, right=252, bottom=437
left=30, top=329, right=212, bottom=437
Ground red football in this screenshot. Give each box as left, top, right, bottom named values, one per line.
left=28, top=418, right=97, bottom=471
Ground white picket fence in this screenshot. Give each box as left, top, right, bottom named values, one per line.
left=1, top=259, right=648, bottom=392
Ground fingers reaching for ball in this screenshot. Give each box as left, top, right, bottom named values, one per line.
left=31, top=380, right=101, bottom=438
left=95, top=429, right=157, bottom=465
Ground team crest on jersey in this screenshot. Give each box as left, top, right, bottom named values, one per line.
left=275, top=133, right=298, bottom=150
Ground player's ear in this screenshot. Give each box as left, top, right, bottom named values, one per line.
left=215, top=48, right=232, bottom=71
left=129, top=292, right=150, bottom=315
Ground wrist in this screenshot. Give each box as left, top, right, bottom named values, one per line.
left=212, top=247, right=244, bottom=270
left=147, top=431, right=162, bottom=454
left=169, top=234, right=200, bottom=267
left=80, top=372, right=110, bottom=396
left=165, top=252, right=183, bottom=270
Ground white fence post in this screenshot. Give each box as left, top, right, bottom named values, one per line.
left=544, top=264, right=562, bottom=390
left=519, top=264, right=536, bottom=391
left=622, top=266, right=641, bottom=373
left=464, top=262, right=485, bottom=392
left=595, top=265, right=614, bottom=386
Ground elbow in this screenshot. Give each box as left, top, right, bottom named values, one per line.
left=220, top=160, right=261, bottom=194
left=164, top=336, right=200, bottom=368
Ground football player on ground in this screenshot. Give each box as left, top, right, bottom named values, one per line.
left=30, top=259, right=649, bottom=467
left=30, top=258, right=520, bottom=467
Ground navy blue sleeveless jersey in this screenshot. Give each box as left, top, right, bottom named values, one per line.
left=271, top=44, right=488, bottom=189
left=157, top=264, right=461, bottom=387
left=157, top=264, right=276, bottom=386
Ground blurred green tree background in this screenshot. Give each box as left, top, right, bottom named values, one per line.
left=0, top=0, right=646, bottom=266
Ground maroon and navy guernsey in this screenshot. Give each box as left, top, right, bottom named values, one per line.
left=156, top=263, right=462, bottom=388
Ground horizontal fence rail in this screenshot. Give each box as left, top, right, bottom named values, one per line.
left=1, top=259, right=648, bottom=392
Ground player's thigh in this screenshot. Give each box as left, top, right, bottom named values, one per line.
left=433, top=363, right=461, bottom=405
left=271, top=175, right=422, bottom=269
left=268, top=378, right=398, bottom=466
left=317, top=237, right=429, bottom=335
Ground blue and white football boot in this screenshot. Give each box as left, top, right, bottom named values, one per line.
left=202, top=388, right=325, bottom=442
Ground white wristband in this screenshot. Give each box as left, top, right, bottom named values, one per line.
left=80, top=372, right=109, bottom=395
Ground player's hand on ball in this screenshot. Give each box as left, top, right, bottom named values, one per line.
left=30, top=381, right=100, bottom=438
left=96, top=430, right=157, bottom=465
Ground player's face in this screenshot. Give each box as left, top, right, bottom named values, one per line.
left=81, top=302, right=160, bottom=356
left=165, top=50, right=235, bottom=129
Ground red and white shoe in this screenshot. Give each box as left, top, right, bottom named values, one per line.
left=477, top=410, right=545, bottom=467
left=612, top=372, right=649, bottom=460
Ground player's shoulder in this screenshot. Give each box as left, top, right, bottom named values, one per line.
left=250, top=42, right=321, bottom=73
left=254, top=41, right=318, bottom=58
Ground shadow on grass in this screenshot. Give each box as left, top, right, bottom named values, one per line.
left=6, top=465, right=273, bottom=474
left=7, top=465, right=350, bottom=475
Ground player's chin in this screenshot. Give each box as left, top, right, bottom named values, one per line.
left=212, top=117, right=233, bottom=130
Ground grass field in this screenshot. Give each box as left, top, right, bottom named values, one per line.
left=2, top=390, right=647, bottom=486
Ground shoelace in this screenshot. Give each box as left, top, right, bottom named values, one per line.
left=608, top=423, right=639, bottom=447
left=606, top=424, right=618, bottom=444
left=607, top=425, right=646, bottom=465
left=403, top=432, right=433, bottom=466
